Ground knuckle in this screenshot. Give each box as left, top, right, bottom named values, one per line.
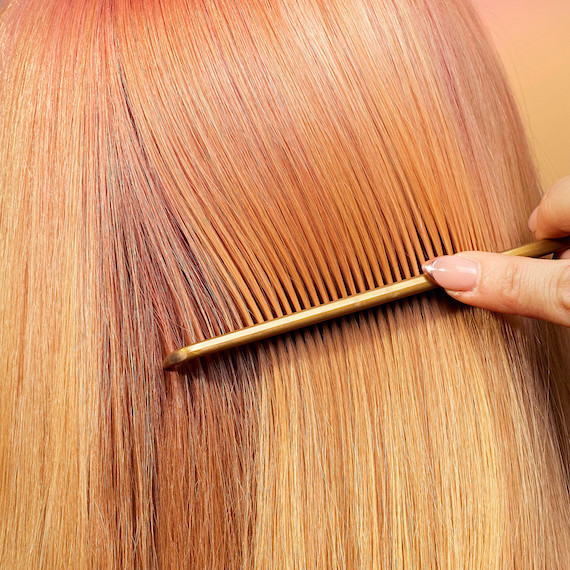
left=554, top=263, right=570, bottom=315
left=501, top=261, right=523, bottom=308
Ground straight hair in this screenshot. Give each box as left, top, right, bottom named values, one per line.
left=1, top=0, right=569, bottom=566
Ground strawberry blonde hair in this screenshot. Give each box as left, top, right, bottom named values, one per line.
left=1, top=0, right=569, bottom=567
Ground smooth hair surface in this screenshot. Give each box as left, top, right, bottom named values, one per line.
left=1, top=0, right=569, bottom=567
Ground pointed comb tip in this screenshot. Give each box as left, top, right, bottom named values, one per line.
left=163, top=348, right=188, bottom=370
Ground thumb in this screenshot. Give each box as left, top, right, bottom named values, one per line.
left=422, top=252, right=570, bottom=326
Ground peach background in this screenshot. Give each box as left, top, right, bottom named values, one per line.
left=473, top=0, right=570, bottom=189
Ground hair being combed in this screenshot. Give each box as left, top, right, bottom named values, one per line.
left=1, top=0, right=569, bottom=567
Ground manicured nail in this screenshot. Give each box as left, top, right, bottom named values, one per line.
left=528, top=206, right=538, bottom=232
left=422, top=255, right=480, bottom=291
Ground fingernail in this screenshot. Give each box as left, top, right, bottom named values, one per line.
left=422, top=255, right=480, bottom=291
left=528, top=206, right=538, bottom=232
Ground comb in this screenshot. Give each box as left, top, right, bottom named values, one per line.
left=163, top=237, right=570, bottom=369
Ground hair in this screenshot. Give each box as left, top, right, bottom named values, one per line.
left=1, top=0, right=569, bottom=567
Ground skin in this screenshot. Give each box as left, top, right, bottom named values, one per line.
left=429, top=175, right=570, bottom=327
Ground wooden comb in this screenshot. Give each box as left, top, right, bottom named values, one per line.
left=163, top=237, right=570, bottom=369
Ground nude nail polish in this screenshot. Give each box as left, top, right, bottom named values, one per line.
left=422, top=255, right=480, bottom=291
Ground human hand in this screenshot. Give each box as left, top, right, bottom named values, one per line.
left=422, top=176, right=570, bottom=326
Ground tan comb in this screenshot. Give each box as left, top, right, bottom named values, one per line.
left=163, top=238, right=570, bottom=369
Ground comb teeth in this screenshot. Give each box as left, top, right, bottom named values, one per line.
left=183, top=171, right=455, bottom=332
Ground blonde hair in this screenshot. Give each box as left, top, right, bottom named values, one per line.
left=1, top=0, right=569, bottom=567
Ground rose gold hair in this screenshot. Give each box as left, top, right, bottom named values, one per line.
left=1, top=0, right=569, bottom=567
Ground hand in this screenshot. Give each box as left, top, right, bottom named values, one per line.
left=422, top=176, right=570, bottom=326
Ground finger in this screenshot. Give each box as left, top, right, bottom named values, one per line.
left=423, top=252, right=570, bottom=326
left=529, top=175, right=570, bottom=239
